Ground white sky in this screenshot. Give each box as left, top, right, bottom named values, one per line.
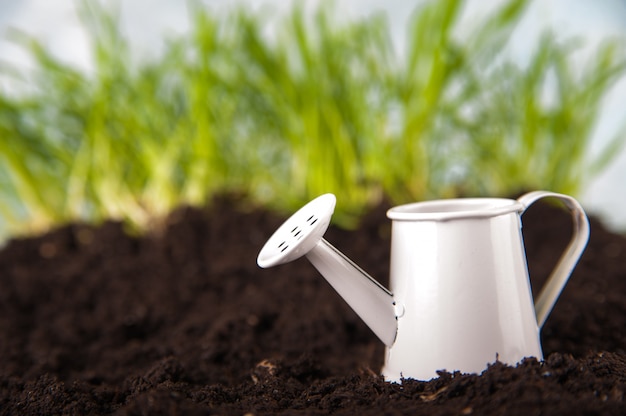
left=1, top=0, right=626, bottom=230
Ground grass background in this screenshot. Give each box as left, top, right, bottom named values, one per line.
left=0, top=0, right=625, bottom=239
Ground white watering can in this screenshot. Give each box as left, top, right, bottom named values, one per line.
left=257, top=191, right=589, bottom=382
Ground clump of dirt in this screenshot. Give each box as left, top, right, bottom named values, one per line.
left=0, top=195, right=625, bottom=415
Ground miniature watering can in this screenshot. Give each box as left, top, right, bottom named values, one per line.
left=257, top=191, right=589, bottom=381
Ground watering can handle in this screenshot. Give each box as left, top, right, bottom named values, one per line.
left=517, top=191, right=590, bottom=328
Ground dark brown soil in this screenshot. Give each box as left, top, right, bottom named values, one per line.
left=1, top=195, right=625, bottom=415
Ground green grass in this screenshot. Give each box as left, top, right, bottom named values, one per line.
left=0, top=0, right=625, bottom=239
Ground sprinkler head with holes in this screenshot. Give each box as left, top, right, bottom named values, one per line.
left=257, top=193, right=336, bottom=268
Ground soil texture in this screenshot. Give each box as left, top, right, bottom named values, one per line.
left=0, top=195, right=625, bottom=415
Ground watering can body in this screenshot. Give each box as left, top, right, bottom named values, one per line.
left=385, top=198, right=540, bottom=380
left=257, top=191, right=590, bottom=382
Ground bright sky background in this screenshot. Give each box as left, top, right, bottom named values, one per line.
left=1, top=0, right=626, bottom=230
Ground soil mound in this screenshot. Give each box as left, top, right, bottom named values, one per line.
left=1, top=196, right=625, bottom=414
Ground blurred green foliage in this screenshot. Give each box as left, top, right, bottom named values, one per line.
left=0, top=0, right=625, bottom=238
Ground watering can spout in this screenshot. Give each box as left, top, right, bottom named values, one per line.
left=306, top=239, right=398, bottom=346
left=256, top=193, right=398, bottom=346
